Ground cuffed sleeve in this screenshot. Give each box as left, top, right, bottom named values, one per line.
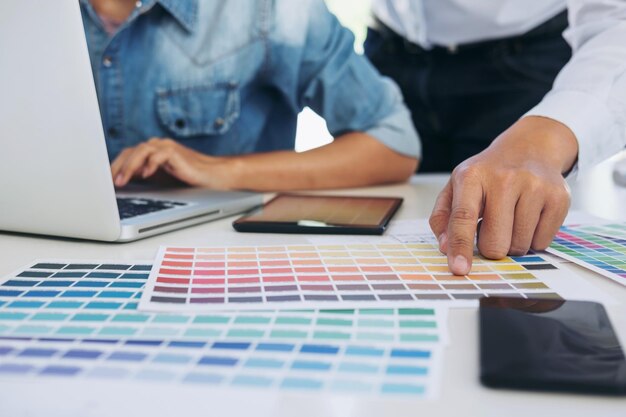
left=525, top=90, right=623, bottom=173
left=526, top=0, right=626, bottom=174
left=277, top=0, right=421, bottom=159
left=363, top=81, right=421, bottom=158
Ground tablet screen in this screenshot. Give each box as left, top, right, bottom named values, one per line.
left=233, top=194, right=403, bottom=235
left=479, top=297, right=626, bottom=395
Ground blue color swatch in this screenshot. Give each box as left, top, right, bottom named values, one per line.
left=0, top=260, right=444, bottom=397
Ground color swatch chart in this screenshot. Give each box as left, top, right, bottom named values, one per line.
left=549, top=225, right=626, bottom=287
left=571, top=223, right=626, bottom=240
left=0, top=261, right=446, bottom=397
left=140, top=244, right=563, bottom=312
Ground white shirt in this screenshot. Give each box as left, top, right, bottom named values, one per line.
left=373, top=0, right=626, bottom=173
left=372, top=0, right=567, bottom=48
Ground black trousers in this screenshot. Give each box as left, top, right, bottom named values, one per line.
left=365, top=12, right=571, bottom=173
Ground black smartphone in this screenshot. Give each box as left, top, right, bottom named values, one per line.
left=479, top=297, right=626, bottom=395
left=233, top=194, right=403, bottom=235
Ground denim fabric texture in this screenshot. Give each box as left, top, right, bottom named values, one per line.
left=79, top=0, right=421, bottom=161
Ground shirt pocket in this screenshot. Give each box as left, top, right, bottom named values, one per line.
left=156, top=82, right=240, bottom=137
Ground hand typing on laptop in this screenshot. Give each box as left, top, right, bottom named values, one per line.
left=111, top=134, right=417, bottom=191
left=111, top=138, right=231, bottom=189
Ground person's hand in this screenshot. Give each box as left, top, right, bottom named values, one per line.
left=110, top=138, right=235, bottom=189
left=429, top=116, right=579, bottom=275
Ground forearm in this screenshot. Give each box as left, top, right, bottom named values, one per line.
left=226, top=133, right=418, bottom=191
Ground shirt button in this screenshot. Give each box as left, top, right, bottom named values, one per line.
left=107, top=127, right=119, bottom=138
left=135, top=1, right=143, bottom=8
left=214, top=118, right=225, bottom=129
left=103, top=56, right=113, bottom=67
left=175, top=118, right=186, bottom=129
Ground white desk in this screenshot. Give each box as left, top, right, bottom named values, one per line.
left=1, top=159, right=625, bottom=416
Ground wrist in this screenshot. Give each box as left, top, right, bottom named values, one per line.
left=219, top=155, right=246, bottom=190
left=192, top=154, right=243, bottom=190
left=494, top=116, right=579, bottom=175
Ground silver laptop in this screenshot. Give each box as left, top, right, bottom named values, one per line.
left=0, top=0, right=262, bottom=242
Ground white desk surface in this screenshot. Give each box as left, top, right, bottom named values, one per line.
left=1, top=157, right=625, bottom=417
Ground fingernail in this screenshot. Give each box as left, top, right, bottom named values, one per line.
left=115, top=175, right=123, bottom=186
left=438, top=232, right=447, bottom=252
left=452, top=255, right=469, bottom=275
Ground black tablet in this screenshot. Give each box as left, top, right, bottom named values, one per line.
left=232, top=194, right=403, bottom=235
left=479, top=296, right=626, bottom=395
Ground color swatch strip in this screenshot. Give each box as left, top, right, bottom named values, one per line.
left=0, top=335, right=439, bottom=395
left=0, top=260, right=447, bottom=397
left=549, top=225, right=626, bottom=287
left=140, top=244, right=563, bottom=312
left=571, top=223, right=626, bottom=240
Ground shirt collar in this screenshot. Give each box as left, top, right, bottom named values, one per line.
left=80, top=0, right=198, bottom=33
left=153, top=0, right=198, bottom=33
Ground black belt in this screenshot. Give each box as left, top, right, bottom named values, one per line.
left=372, top=10, right=568, bottom=55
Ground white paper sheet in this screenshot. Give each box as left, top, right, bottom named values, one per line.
left=0, top=259, right=448, bottom=398
left=139, top=220, right=608, bottom=312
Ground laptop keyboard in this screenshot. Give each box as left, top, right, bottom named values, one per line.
left=116, top=197, right=188, bottom=220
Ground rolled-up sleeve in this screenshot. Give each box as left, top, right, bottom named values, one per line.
left=525, top=0, right=626, bottom=174
left=278, top=0, right=421, bottom=159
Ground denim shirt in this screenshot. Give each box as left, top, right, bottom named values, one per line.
left=79, top=0, right=421, bottom=161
